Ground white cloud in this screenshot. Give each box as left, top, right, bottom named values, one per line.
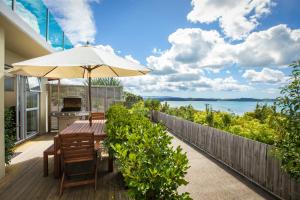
left=120, top=75, right=251, bottom=93
left=44, top=0, right=100, bottom=44
left=146, top=28, right=232, bottom=75
left=242, top=68, right=288, bottom=84
left=94, top=44, right=116, bottom=54
left=141, top=24, right=300, bottom=94
left=152, top=48, right=163, bottom=55
left=187, top=0, right=275, bottom=40
left=266, top=88, right=280, bottom=94
left=147, top=25, right=300, bottom=75
left=125, top=55, right=141, bottom=64
left=235, top=24, right=300, bottom=68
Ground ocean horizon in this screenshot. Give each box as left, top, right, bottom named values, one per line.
left=162, top=100, right=275, bottom=115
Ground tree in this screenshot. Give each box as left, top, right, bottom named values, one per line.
left=275, top=60, right=300, bottom=180
left=144, top=99, right=160, bottom=111
left=85, top=77, right=122, bottom=86
left=124, top=91, right=143, bottom=108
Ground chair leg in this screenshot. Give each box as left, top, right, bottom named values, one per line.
left=43, top=152, right=48, bottom=177
left=59, top=172, right=65, bottom=196
left=94, top=159, right=98, bottom=191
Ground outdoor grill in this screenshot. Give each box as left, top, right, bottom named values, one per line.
left=50, top=97, right=89, bottom=132
left=61, top=97, right=82, bottom=112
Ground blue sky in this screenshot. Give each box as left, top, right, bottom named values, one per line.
left=46, top=0, right=300, bottom=98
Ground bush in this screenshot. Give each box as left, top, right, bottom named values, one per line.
left=105, top=104, right=191, bottom=200
left=144, top=99, right=161, bottom=111
left=124, top=91, right=143, bottom=108
left=130, top=101, right=150, bottom=118
left=5, top=107, right=16, bottom=164
left=274, top=61, right=300, bottom=180
left=161, top=103, right=278, bottom=145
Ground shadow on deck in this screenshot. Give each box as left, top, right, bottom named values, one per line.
left=0, top=134, right=129, bottom=200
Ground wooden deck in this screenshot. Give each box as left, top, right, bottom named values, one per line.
left=0, top=134, right=129, bottom=200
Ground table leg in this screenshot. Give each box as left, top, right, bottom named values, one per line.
left=43, top=152, right=48, bottom=177
left=54, top=154, right=59, bottom=178
left=108, top=155, right=113, bottom=172
left=54, top=135, right=60, bottom=178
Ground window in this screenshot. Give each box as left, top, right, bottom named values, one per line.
left=26, top=77, right=41, bottom=92
left=5, top=77, right=14, bottom=91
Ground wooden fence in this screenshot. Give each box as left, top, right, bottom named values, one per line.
left=152, top=111, right=300, bottom=200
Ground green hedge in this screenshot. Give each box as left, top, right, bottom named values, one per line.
left=5, top=107, right=16, bottom=164
left=105, top=104, right=191, bottom=200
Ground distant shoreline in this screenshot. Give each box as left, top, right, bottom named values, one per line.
left=143, top=97, right=275, bottom=102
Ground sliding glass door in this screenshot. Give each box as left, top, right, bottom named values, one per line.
left=16, top=76, right=41, bottom=142
left=26, top=92, right=39, bottom=137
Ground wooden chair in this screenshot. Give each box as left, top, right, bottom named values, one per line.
left=43, top=144, right=54, bottom=177
left=90, top=112, right=105, bottom=120
left=59, top=132, right=98, bottom=196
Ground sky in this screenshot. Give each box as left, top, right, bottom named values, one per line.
left=44, top=0, right=300, bottom=98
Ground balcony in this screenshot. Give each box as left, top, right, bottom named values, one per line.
left=3, top=0, right=73, bottom=50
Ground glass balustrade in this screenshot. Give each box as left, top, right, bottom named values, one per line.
left=2, top=0, right=73, bottom=50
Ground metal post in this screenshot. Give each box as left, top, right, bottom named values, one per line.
left=16, top=75, right=19, bottom=141
left=62, top=32, right=65, bottom=50
left=57, top=79, right=60, bottom=112
left=46, top=8, right=49, bottom=41
left=88, top=69, right=92, bottom=126
left=12, top=0, right=15, bottom=10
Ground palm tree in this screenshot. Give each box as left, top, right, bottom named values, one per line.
left=85, top=77, right=122, bottom=87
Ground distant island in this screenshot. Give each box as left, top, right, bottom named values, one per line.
left=143, top=96, right=275, bottom=102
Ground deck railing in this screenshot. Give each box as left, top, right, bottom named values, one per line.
left=3, top=0, right=73, bottom=50
left=152, top=111, right=300, bottom=200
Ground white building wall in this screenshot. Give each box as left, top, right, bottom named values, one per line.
left=0, top=26, right=5, bottom=178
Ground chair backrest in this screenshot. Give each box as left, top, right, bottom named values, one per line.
left=59, top=132, right=94, bottom=163
left=90, top=112, right=105, bottom=120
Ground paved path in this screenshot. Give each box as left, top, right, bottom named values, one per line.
left=169, top=133, right=275, bottom=200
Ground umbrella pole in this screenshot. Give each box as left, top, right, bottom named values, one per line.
left=88, top=69, right=92, bottom=126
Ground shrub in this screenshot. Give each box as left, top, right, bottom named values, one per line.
left=274, top=61, right=300, bottom=180
left=130, top=101, right=150, bottom=118
left=160, top=102, right=278, bottom=145
left=124, top=91, right=143, bottom=108
left=144, top=99, right=161, bottom=111
left=5, top=107, right=16, bottom=164
left=105, top=104, right=191, bottom=200
left=104, top=104, right=131, bottom=155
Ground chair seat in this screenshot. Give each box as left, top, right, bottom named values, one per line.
left=64, top=156, right=94, bottom=164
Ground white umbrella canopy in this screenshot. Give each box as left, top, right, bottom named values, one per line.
left=9, top=45, right=151, bottom=120
left=10, top=46, right=150, bottom=78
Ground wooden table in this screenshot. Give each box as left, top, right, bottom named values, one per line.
left=60, top=120, right=106, bottom=141
left=53, top=120, right=113, bottom=178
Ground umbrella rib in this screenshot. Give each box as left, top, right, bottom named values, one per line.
left=108, top=66, right=119, bottom=77
left=138, top=70, right=146, bottom=75
left=82, top=67, right=86, bottom=78
left=43, top=66, right=58, bottom=77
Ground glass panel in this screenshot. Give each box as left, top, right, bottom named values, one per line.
left=15, top=0, right=47, bottom=39
left=64, top=35, right=73, bottom=50
left=48, top=12, right=63, bottom=50
left=3, top=0, right=12, bottom=8
left=5, top=77, right=14, bottom=91
left=26, top=110, right=38, bottom=133
left=3, top=0, right=74, bottom=50
left=26, top=92, right=38, bottom=108
left=27, top=77, right=41, bottom=91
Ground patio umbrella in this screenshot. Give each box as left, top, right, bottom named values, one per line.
left=9, top=45, right=151, bottom=118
